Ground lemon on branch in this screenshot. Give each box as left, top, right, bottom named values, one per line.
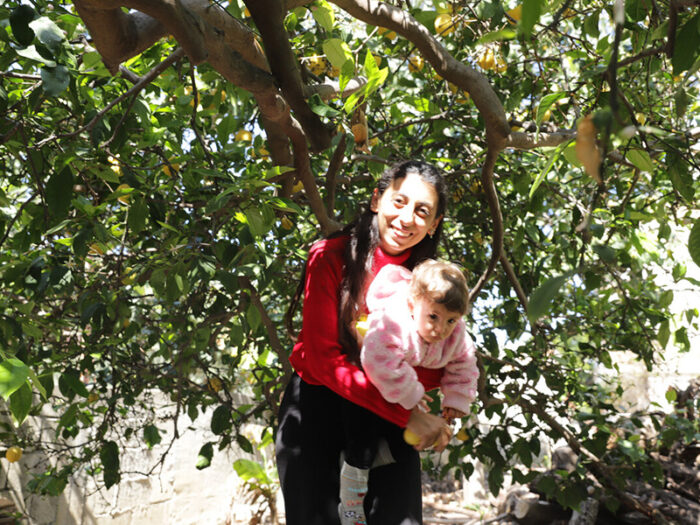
left=5, top=446, right=22, bottom=463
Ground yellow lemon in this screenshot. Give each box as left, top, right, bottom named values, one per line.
left=403, top=429, right=421, bottom=446
left=434, top=13, right=456, bottom=36
left=408, top=55, right=424, bottom=73
left=495, top=57, right=507, bottom=73
left=281, top=216, right=293, bottom=229
left=5, top=446, right=22, bottom=463
left=506, top=5, right=522, bottom=23
left=120, top=267, right=136, bottom=286
left=378, top=27, right=397, bottom=40
left=235, top=129, right=252, bottom=142
left=307, top=55, right=327, bottom=76
left=207, top=377, right=223, bottom=393
left=477, top=49, right=496, bottom=70
left=456, top=427, right=469, bottom=441
left=356, top=314, right=370, bottom=337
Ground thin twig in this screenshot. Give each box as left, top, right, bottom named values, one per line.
left=36, top=48, right=185, bottom=148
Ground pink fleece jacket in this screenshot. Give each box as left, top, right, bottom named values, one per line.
left=360, top=264, right=479, bottom=413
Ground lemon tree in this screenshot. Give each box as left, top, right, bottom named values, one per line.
left=0, top=0, right=698, bottom=519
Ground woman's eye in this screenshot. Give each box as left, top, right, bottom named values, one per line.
left=417, top=208, right=429, bottom=217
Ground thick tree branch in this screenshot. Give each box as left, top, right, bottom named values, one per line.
left=72, top=0, right=201, bottom=73
left=499, top=252, right=529, bottom=313
left=468, top=146, right=502, bottom=302
left=324, top=133, right=348, bottom=213
left=244, top=0, right=332, bottom=152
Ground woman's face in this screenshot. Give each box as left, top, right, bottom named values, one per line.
left=370, top=172, right=443, bottom=255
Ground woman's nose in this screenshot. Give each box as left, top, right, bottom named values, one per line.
left=398, top=206, right=414, bottom=224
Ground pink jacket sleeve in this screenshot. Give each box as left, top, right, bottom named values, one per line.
left=440, top=324, right=479, bottom=414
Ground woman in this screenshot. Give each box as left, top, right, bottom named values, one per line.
left=276, top=160, right=453, bottom=524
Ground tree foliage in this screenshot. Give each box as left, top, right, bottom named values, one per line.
left=0, top=0, right=698, bottom=520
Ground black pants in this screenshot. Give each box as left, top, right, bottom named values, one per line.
left=275, top=373, right=423, bottom=525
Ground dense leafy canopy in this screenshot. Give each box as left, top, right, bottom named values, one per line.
left=0, top=0, right=698, bottom=520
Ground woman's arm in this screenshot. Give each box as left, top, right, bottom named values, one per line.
left=294, top=240, right=418, bottom=427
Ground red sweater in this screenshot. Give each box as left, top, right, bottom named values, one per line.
left=289, top=235, right=444, bottom=427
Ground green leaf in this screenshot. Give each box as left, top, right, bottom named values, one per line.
left=211, top=405, right=231, bottom=435
left=308, top=93, right=341, bottom=117
left=100, top=441, right=120, bottom=489
left=10, top=4, right=36, bottom=46
left=529, top=143, right=567, bottom=198
left=311, top=1, right=334, bottom=32
left=322, top=38, right=353, bottom=69
left=29, top=17, right=65, bottom=53
left=244, top=207, right=267, bottom=237
left=626, top=149, right=654, bottom=173
left=527, top=273, right=571, bottom=324
left=668, top=154, right=694, bottom=203
left=196, top=442, right=214, bottom=470
left=593, top=244, right=617, bottom=263
left=672, top=13, right=700, bottom=75
left=16, top=45, right=56, bottom=67
left=476, top=28, right=517, bottom=45
left=0, top=358, right=30, bottom=400
left=521, top=0, right=543, bottom=37
left=59, top=369, right=89, bottom=398
left=665, top=387, right=677, bottom=403
left=536, top=93, right=566, bottom=126
left=247, top=301, right=261, bottom=332
left=9, top=382, right=33, bottom=424
left=688, top=218, right=700, bottom=269
left=233, top=458, right=269, bottom=484
left=143, top=424, right=162, bottom=449
left=45, top=167, right=74, bottom=217
left=127, top=196, right=148, bottom=234
left=583, top=11, right=600, bottom=38
left=41, top=65, right=70, bottom=96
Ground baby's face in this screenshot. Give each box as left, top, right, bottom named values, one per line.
left=410, top=296, right=461, bottom=344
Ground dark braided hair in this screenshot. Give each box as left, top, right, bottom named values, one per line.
left=286, top=160, right=448, bottom=364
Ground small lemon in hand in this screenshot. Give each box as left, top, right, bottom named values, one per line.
left=403, top=428, right=421, bottom=446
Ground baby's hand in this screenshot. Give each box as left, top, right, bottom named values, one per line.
left=442, top=407, right=466, bottom=424
left=416, top=394, right=433, bottom=413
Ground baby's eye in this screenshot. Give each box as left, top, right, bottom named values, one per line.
left=429, top=314, right=438, bottom=320
left=448, top=319, right=457, bottom=324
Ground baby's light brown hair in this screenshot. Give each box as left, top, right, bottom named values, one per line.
left=409, top=259, right=470, bottom=315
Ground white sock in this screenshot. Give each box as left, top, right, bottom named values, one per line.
left=338, top=461, right=369, bottom=525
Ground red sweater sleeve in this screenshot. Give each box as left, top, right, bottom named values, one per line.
left=289, top=237, right=442, bottom=427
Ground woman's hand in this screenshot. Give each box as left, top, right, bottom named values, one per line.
left=406, top=408, right=452, bottom=452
